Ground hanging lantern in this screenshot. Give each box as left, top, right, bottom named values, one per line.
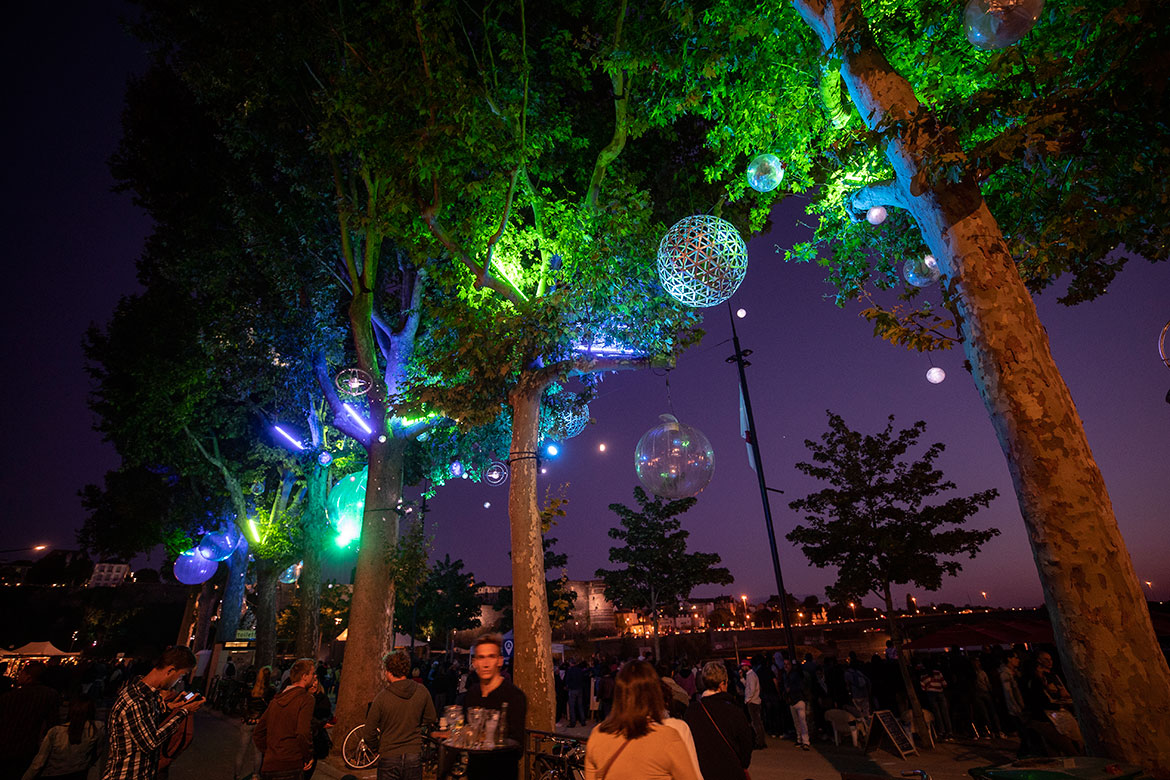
left=634, top=414, right=715, bottom=499
left=904, top=255, right=941, bottom=287
left=927, top=366, right=947, bottom=384
left=196, top=524, right=240, bottom=562
left=657, top=215, right=748, bottom=308
left=746, top=153, right=784, bottom=193
left=327, top=467, right=367, bottom=547
left=964, top=0, right=1045, bottom=50
left=279, top=561, right=303, bottom=584
left=174, top=547, right=218, bottom=585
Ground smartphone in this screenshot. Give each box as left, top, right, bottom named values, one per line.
left=182, top=691, right=200, bottom=701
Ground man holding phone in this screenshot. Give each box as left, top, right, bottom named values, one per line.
left=103, top=646, right=203, bottom=780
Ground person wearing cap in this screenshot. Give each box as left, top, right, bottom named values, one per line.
left=740, top=659, right=766, bottom=749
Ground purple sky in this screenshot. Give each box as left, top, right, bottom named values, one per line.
left=3, top=1, right=1167, bottom=612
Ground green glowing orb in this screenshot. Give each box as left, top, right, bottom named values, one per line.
left=327, top=467, right=367, bottom=547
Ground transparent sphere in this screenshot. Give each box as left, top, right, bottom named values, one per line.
left=174, top=548, right=218, bottom=585
left=866, top=206, right=888, bottom=225
left=746, top=153, right=784, bottom=193
left=328, top=467, right=367, bottom=547
left=197, top=525, right=240, bottom=562
left=964, top=0, right=1045, bottom=50
left=904, top=255, right=941, bottom=287
left=927, top=366, right=947, bottom=384
left=634, top=414, right=715, bottom=499
left=657, top=215, right=748, bottom=308
left=279, top=561, right=303, bottom=584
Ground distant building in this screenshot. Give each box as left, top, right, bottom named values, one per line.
left=88, top=562, right=130, bottom=588
left=565, top=580, right=616, bottom=633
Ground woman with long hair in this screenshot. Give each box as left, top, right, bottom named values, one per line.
left=21, top=696, right=103, bottom=780
left=584, top=661, right=700, bottom=780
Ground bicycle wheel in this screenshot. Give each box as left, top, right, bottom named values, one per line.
left=533, top=755, right=564, bottom=780
left=342, top=724, right=379, bottom=769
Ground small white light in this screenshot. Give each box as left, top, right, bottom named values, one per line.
left=598, top=443, right=607, bottom=452
left=540, top=467, right=548, bottom=474
left=483, top=502, right=491, bottom=509
left=377, top=434, right=387, bottom=443
left=866, top=206, right=888, bottom=225
left=736, top=308, right=747, bottom=319
left=926, top=366, right=946, bottom=384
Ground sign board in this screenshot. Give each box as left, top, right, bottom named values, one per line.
left=224, top=641, right=252, bottom=649
left=502, top=637, right=514, bottom=657
left=235, top=629, right=256, bottom=640
left=864, top=710, right=917, bottom=759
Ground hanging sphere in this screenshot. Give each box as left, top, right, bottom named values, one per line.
left=484, top=461, right=509, bottom=486
left=327, top=467, right=367, bottom=546
left=174, top=548, right=218, bottom=585
left=927, top=366, right=947, bottom=384
left=736, top=308, right=747, bottom=319
left=964, top=0, right=1044, bottom=50
left=746, top=153, right=784, bottom=193
left=250, top=480, right=265, bottom=495
left=657, top=215, right=748, bottom=308
left=546, top=395, right=590, bottom=441
left=279, top=561, right=303, bottom=585
left=317, top=451, right=334, bottom=467
left=634, top=414, right=715, bottom=499
left=866, top=206, right=888, bottom=225
left=196, top=525, right=240, bottom=562
left=904, top=255, right=942, bottom=287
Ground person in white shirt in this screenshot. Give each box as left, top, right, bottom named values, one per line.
left=740, top=660, right=766, bottom=749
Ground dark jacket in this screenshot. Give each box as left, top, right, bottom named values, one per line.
left=363, top=679, right=437, bottom=759
left=253, top=684, right=314, bottom=772
left=684, top=692, right=753, bottom=780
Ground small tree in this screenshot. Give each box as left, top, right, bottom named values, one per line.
left=787, top=411, right=998, bottom=739
left=415, top=555, right=484, bottom=654
left=597, top=487, right=733, bottom=660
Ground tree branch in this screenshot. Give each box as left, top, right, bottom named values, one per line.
left=585, top=0, right=630, bottom=212
left=313, top=360, right=371, bottom=445
left=849, top=180, right=910, bottom=219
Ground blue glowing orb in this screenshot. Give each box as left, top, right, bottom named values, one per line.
left=746, top=153, right=784, bottom=193
left=318, top=451, right=333, bottom=467
left=174, top=547, right=218, bottom=585
left=634, top=414, right=715, bottom=499
left=197, top=525, right=241, bottom=562
left=657, top=215, right=748, bottom=308
left=279, top=561, right=303, bottom=584
left=327, top=467, right=367, bottom=547
left=904, top=255, right=941, bottom=287
left=964, top=0, right=1044, bottom=49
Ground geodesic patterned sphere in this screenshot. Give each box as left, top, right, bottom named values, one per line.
left=964, top=0, right=1044, bottom=50
left=548, top=399, right=590, bottom=441
left=904, top=255, right=941, bottom=287
left=174, top=547, right=218, bottom=585
left=657, top=215, right=748, bottom=308
left=746, top=153, right=784, bottom=193
left=634, top=414, right=715, bottom=499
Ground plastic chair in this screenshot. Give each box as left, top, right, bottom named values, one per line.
left=825, top=708, right=860, bottom=747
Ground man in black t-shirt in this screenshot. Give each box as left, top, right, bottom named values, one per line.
left=463, top=634, right=526, bottom=780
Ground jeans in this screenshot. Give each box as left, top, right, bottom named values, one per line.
left=377, top=753, right=422, bottom=780
left=789, top=699, right=810, bottom=745
left=567, top=689, right=586, bottom=725
left=235, top=721, right=263, bottom=779
left=747, top=702, right=767, bottom=747
left=926, top=691, right=953, bottom=736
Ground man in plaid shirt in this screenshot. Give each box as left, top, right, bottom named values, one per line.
left=102, top=647, right=203, bottom=780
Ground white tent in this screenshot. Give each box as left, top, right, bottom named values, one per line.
left=11, top=641, right=77, bottom=657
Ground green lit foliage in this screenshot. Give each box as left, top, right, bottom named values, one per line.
left=637, top=0, right=1168, bottom=341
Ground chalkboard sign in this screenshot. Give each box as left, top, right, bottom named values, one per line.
left=864, top=710, right=917, bottom=759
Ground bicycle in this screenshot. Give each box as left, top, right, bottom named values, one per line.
left=342, top=727, right=459, bottom=779
left=528, top=731, right=585, bottom=780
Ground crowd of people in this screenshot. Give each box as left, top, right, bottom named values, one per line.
left=0, top=637, right=1081, bottom=780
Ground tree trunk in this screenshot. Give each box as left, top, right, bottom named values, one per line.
left=192, top=580, right=219, bottom=652
left=507, top=384, right=556, bottom=732
left=218, top=546, right=248, bottom=643
left=652, top=611, right=662, bottom=662
left=793, top=1, right=1170, bottom=772
left=295, top=464, right=330, bottom=660
left=884, top=585, right=931, bottom=748
left=254, top=559, right=279, bottom=670
left=332, top=437, right=406, bottom=750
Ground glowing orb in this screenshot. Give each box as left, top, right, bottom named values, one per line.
left=197, top=525, right=241, bottom=562
left=483, top=502, right=491, bottom=509
left=250, top=480, right=265, bottom=495
left=546, top=444, right=559, bottom=457
left=736, top=308, right=747, bottom=319
left=484, top=462, right=509, bottom=486
left=450, top=461, right=464, bottom=478
left=964, top=0, right=1044, bottom=49
left=540, top=467, right=548, bottom=475
left=866, top=207, right=888, bottom=225
left=327, top=467, right=367, bottom=546
left=634, top=414, right=715, bottom=499
left=746, top=153, right=784, bottom=193
left=318, top=451, right=333, bottom=466
left=904, top=255, right=941, bottom=287
left=279, top=561, right=303, bottom=584
left=657, top=215, right=748, bottom=308
left=599, top=443, right=607, bottom=452
left=174, top=548, right=218, bottom=585
left=335, top=367, right=373, bottom=396
left=927, top=367, right=947, bottom=384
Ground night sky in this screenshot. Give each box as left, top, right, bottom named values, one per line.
left=4, top=1, right=1167, bottom=612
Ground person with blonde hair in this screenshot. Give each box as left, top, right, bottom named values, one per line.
left=683, top=661, right=753, bottom=780
left=584, top=661, right=699, bottom=780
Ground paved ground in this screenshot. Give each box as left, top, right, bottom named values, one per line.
left=171, top=709, right=1020, bottom=780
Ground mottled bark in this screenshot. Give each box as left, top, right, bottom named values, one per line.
left=295, top=464, right=330, bottom=659
left=507, top=384, right=556, bottom=732
left=191, top=580, right=219, bottom=652
left=218, top=546, right=248, bottom=642
left=792, top=1, right=1170, bottom=772
left=254, top=559, right=280, bottom=669
left=332, top=437, right=405, bottom=750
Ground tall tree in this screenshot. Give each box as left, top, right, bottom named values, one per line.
left=597, top=486, right=733, bottom=660
left=636, top=0, right=1170, bottom=767
left=786, top=411, right=999, bottom=738
left=413, top=555, right=484, bottom=653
